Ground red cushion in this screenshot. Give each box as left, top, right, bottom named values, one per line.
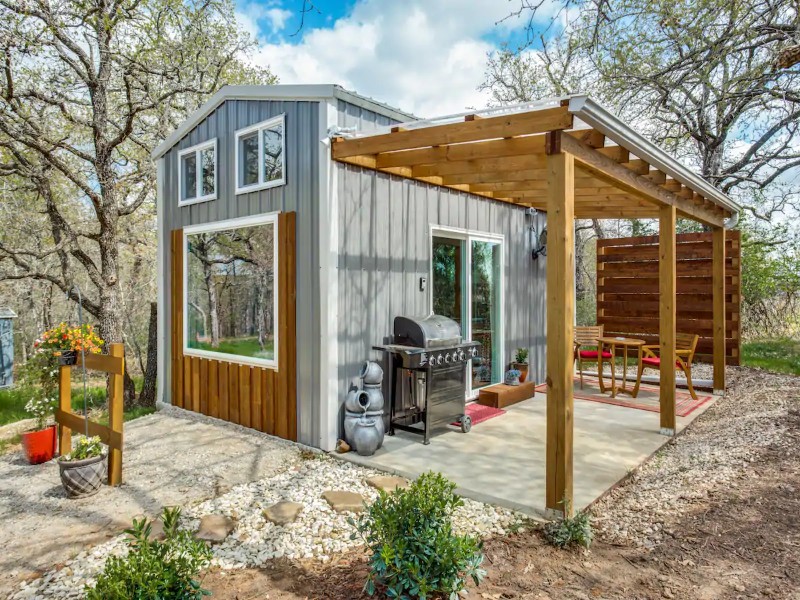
left=641, top=357, right=682, bottom=368
left=579, top=350, right=612, bottom=359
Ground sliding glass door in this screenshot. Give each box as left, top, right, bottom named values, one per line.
left=432, top=230, right=503, bottom=396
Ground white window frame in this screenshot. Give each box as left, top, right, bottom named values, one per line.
left=177, top=139, right=217, bottom=206
left=429, top=224, right=505, bottom=399
left=183, top=212, right=280, bottom=370
left=234, top=114, right=287, bottom=195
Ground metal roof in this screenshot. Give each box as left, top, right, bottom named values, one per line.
left=0, top=308, right=17, bottom=318
left=152, top=84, right=417, bottom=160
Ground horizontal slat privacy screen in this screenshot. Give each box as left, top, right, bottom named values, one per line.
left=596, top=231, right=740, bottom=365
left=170, top=212, right=297, bottom=439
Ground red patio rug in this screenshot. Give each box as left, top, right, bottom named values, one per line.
left=451, top=403, right=506, bottom=426
left=534, top=375, right=712, bottom=417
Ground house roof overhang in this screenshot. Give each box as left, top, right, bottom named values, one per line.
left=331, top=95, right=741, bottom=227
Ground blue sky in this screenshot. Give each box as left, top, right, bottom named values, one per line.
left=234, top=0, right=546, bottom=116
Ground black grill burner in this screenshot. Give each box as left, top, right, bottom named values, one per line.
left=374, top=314, right=479, bottom=444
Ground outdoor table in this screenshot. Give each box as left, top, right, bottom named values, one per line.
left=596, top=336, right=645, bottom=398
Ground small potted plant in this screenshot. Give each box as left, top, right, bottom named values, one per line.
left=59, top=435, right=106, bottom=498
left=20, top=394, right=57, bottom=464
left=505, top=368, right=522, bottom=386
left=512, top=347, right=529, bottom=383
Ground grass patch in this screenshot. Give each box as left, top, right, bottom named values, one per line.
left=0, top=433, right=21, bottom=455
left=742, top=338, right=800, bottom=376
left=188, top=336, right=274, bottom=361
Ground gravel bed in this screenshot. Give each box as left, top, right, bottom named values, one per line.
left=12, top=456, right=521, bottom=599
left=590, top=367, right=796, bottom=548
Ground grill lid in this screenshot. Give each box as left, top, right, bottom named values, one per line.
left=394, top=314, right=462, bottom=348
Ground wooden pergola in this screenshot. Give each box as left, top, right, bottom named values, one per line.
left=331, top=96, right=739, bottom=517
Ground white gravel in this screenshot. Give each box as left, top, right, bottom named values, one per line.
left=11, top=454, right=521, bottom=599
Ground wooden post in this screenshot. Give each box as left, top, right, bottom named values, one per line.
left=58, top=365, right=72, bottom=456
left=659, top=205, right=677, bottom=435
left=545, top=134, right=575, bottom=517
left=107, top=343, right=124, bottom=486
left=712, top=226, right=726, bottom=393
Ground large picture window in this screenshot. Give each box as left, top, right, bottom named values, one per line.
left=235, top=115, right=285, bottom=194
left=184, top=214, right=279, bottom=368
left=178, top=139, right=216, bottom=205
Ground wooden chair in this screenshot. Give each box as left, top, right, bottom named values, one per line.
left=573, top=325, right=611, bottom=390
left=632, top=333, right=700, bottom=400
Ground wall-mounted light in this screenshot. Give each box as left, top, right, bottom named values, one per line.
left=526, top=208, right=547, bottom=260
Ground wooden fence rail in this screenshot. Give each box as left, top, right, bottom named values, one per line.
left=597, top=231, right=741, bottom=365
left=56, top=342, right=125, bottom=486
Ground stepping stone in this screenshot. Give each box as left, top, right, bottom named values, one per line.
left=195, top=514, right=235, bottom=543
left=322, top=490, right=365, bottom=513
left=263, top=501, right=304, bottom=526
left=366, top=475, right=409, bottom=493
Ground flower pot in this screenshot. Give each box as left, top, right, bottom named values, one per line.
left=512, top=363, right=529, bottom=383
left=57, top=350, right=78, bottom=366
left=21, top=425, right=57, bottom=464
left=359, top=361, right=384, bottom=385
left=344, top=389, right=370, bottom=413
left=59, top=454, right=106, bottom=498
left=361, top=385, right=384, bottom=412
left=353, top=419, right=382, bottom=456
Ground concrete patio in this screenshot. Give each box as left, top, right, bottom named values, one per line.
left=338, top=388, right=716, bottom=517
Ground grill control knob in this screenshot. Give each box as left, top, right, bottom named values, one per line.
left=470, top=347, right=478, bottom=357
left=444, top=353, right=451, bottom=364
left=436, top=354, right=444, bottom=365
left=458, top=350, right=466, bottom=361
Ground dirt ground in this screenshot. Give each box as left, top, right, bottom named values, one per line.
left=202, top=367, right=800, bottom=600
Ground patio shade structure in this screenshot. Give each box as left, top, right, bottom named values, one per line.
left=331, top=95, right=741, bottom=517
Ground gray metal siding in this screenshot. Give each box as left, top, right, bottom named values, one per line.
left=335, top=164, right=547, bottom=419
left=160, top=99, right=320, bottom=445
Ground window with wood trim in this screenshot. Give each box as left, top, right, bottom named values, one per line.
left=178, top=139, right=217, bottom=205
left=235, top=114, right=286, bottom=194
left=184, top=214, right=279, bottom=368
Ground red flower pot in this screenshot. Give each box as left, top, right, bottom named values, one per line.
left=21, top=425, right=57, bottom=464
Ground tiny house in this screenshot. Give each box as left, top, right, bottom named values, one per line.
left=152, top=85, right=547, bottom=450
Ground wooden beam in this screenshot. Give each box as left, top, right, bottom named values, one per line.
left=440, top=168, right=547, bottom=185
left=545, top=143, right=575, bottom=518
left=375, top=134, right=547, bottom=168
left=659, top=205, right=677, bottom=435
left=332, top=105, right=573, bottom=158
left=412, top=155, right=547, bottom=178
left=560, top=134, right=724, bottom=227
left=712, top=226, right=726, bottom=393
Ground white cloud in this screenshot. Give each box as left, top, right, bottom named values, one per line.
left=246, top=0, right=534, bottom=117
left=264, top=8, right=292, bottom=32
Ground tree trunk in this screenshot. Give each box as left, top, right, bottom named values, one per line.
left=138, top=302, right=158, bottom=408
left=202, top=263, right=220, bottom=348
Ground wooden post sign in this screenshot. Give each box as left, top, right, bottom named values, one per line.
left=55, top=342, right=125, bottom=486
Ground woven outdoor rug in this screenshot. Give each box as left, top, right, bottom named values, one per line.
left=451, top=402, right=506, bottom=427
left=535, top=375, right=712, bottom=417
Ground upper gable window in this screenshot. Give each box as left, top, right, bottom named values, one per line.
left=235, top=114, right=286, bottom=194
left=178, top=139, right=217, bottom=205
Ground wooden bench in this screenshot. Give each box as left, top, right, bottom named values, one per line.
left=477, top=381, right=536, bottom=409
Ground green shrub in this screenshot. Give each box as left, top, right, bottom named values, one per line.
left=87, top=507, right=212, bottom=600
left=543, top=503, right=593, bottom=549
left=352, top=472, right=485, bottom=600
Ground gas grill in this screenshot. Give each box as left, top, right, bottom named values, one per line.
left=374, top=314, right=480, bottom=444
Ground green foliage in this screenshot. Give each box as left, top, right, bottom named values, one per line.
left=742, top=339, right=800, bottom=376
left=544, top=502, right=594, bottom=549
left=514, top=347, right=529, bottom=364
left=61, top=435, right=104, bottom=461
left=87, top=507, right=212, bottom=600
left=352, top=472, right=485, bottom=600
left=575, top=296, right=597, bottom=327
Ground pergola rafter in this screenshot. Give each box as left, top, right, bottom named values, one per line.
left=331, top=95, right=740, bottom=518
